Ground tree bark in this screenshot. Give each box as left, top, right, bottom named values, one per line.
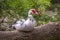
left=0, top=22, right=60, bottom=40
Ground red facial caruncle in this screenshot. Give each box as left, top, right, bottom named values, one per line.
left=31, top=9, right=38, bottom=14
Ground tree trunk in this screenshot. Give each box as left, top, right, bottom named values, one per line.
left=0, top=22, right=60, bottom=40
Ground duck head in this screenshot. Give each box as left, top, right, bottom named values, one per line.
left=28, top=9, right=38, bottom=15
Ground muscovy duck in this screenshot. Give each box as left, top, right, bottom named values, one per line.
left=12, top=9, right=38, bottom=31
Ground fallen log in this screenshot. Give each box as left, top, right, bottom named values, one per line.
left=0, top=22, right=60, bottom=40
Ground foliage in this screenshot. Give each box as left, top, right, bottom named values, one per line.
left=51, top=0, right=60, bottom=4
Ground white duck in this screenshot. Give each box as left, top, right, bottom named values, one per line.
left=12, top=9, right=38, bottom=31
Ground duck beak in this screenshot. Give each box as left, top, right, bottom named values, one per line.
left=35, top=12, right=38, bottom=14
